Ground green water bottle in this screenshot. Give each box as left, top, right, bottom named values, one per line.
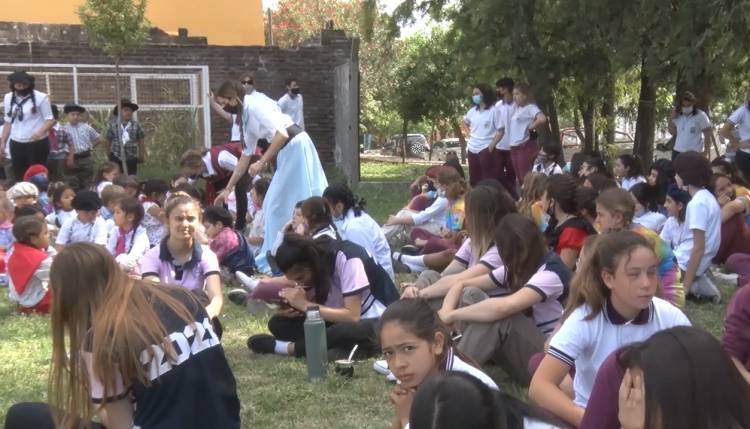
left=303, top=305, right=328, bottom=382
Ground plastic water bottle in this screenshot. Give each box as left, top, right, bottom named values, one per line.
left=303, top=305, right=328, bottom=382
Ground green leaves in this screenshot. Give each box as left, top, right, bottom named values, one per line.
left=78, top=0, right=150, bottom=60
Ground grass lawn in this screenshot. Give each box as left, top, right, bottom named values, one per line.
left=0, top=161, right=735, bottom=428
left=360, top=161, right=434, bottom=183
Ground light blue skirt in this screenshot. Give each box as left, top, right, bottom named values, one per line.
left=255, top=132, right=328, bottom=273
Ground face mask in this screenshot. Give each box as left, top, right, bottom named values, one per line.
left=471, top=95, right=482, bottom=105
left=14, top=87, right=31, bottom=96
left=496, top=90, right=503, bottom=98
left=437, top=189, right=446, bottom=198
left=223, top=103, right=240, bottom=114
left=425, top=190, right=437, bottom=199
left=681, top=106, right=693, bottom=115
left=538, top=212, right=550, bottom=233
left=291, top=88, right=301, bottom=95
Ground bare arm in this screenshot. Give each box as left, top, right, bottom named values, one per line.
left=204, top=274, right=223, bottom=318
left=683, top=229, right=705, bottom=292
left=97, top=398, right=134, bottom=429
left=559, top=248, right=580, bottom=270
left=31, top=119, right=55, bottom=141
left=250, top=130, right=290, bottom=177
left=208, top=92, right=232, bottom=122
left=529, top=356, right=585, bottom=427
left=720, top=121, right=741, bottom=149
left=419, top=263, right=491, bottom=300
left=732, top=357, right=750, bottom=385
left=702, top=128, right=713, bottom=156
left=215, top=153, right=252, bottom=205
left=442, top=288, right=542, bottom=324
left=529, top=112, right=547, bottom=130
left=0, top=122, right=10, bottom=158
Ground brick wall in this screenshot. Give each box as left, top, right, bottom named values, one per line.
left=0, top=22, right=360, bottom=167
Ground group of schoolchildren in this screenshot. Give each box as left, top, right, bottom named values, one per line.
left=1, top=75, right=750, bottom=429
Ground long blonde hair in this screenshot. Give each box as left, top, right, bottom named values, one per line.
left=518, top=172, right=548, bottom=217
left=48, top=243, right=198, bottom=429
left=562, top=231, right=654, bottom=322
left=464, top=185, right=517, bottom=260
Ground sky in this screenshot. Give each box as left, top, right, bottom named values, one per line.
left=261, top=0, right=433, bottom=39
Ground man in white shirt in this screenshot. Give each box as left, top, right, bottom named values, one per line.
left=668, top=91, right=713, bottom=160
left=720, top=88, right=750, bottom=181
left=277, top=78, right=304, bottom=130
left=491, top=77, right=518, bottom=198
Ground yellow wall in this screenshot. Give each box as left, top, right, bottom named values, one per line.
left=2, top=0, right=265, bottom=46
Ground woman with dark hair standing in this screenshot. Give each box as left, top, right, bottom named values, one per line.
left=213, top=81, right=327, bottom=273
left=464, top=83, right=498, bottom=186
left=1, top=71, right=55, bottom=182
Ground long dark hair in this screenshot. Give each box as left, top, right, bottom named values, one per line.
left=409, top=372, right=560, bottom=429
left=495, top=214, right=547, bottom=292
left=711, top=157, right=749, bottom=187
left=546, top=174, right=580, bottom=215
left=618, top=326, right=750, bottom=429
left=617, top=154, right=643, bottom=179
left=116, top=197, right=145, bottom=230
left=630, top=182, right=658, bottom=213
left=323, top=183, right=366, bottom=217
left=300, top=196, right=337, bottom=236
left=649, top=158, right=675, bottom=205
left=275, top=233, right=335, bottom=304
left=473, top=83, right=496, bottom=111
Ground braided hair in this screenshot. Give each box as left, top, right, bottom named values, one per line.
left=322, top=183, right=367, bottom=217
left=8, top=77, right=38, bottom=122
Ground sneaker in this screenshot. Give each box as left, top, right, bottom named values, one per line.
left=247, top=334, right=276, bottom=354
left=400, top=245, right=419, bottom=256
left=392, top=254, right=411, bottom=274
left=374, top=359, right=398, bottom=381
left=228, top=288, right=249, bottom=306
left=235, top=272, right=260, bottom=291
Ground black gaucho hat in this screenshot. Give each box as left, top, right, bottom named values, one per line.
left=7, top=71, right=34, bottom=85
left=112, top=98, right=139, bottom=115
left=72, top=190, right=103, bottom=211
left=63, top=103, right=86, bottom=114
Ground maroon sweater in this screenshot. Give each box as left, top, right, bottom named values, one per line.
left=723, top=285, right=750, bottom=372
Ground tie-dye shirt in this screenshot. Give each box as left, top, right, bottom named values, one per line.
left=631, top=223, right=685, bottom=308
left=445, top=197, right=465, bottom=231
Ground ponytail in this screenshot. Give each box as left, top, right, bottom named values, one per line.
left=323, top=183, right=367, bottom=217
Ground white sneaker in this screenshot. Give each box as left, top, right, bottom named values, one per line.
left=373, top=359, right=397, bottom=382
left=235, top=272, right=260, bottom=291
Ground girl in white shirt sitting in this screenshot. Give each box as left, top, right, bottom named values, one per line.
left=613, top=154, right=646, bottom=191
left=106, top=197, right=149, bottom=275
left=630, top=182, right=666, bottom=233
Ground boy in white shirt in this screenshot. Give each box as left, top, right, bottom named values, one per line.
left=672, top=152, right=722, bottom=302
left=277, top=78, right=304, bottom=130
left=55, top=190, right=109, bottom=251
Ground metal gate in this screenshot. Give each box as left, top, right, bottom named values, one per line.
left=0, top=63, right=212, bottom=149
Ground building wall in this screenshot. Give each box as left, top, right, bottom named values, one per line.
left=1, top=0, right=265, bottom=46
left=0, top=22, right=359, bottom=171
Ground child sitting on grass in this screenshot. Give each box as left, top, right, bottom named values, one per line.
left=139, top=179, right=169, bottom=248
left=247, top=177, right=270, bottom=256
left=7, top=182, right=39, bottom=210
left=8, top=216, right=54, bottom=314
left=55, top=190, right=109, bottom=250
left=107, top=197, right=149, bottom=275
left=45, top=184, right=75, bottom=230
left=203, top=206, right=255, bottom=290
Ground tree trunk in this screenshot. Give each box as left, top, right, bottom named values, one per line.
left=634, top=56, right=656, bottom=169
left=602, top=72, right=616, bottom=148
left=450, top=117, right=467, bottom=164
left=579, top=97, right=595, bottom=154
left=546, top=95, right=560, bottom=146
left=401, top=119, right=408, bottom=164
left=115, top=60, right=128, bottom=175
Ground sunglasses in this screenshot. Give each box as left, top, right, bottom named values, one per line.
left=242, top=80, right=253, bottom=85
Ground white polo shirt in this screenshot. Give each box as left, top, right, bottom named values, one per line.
left=680, top=188, right=721, bottom=274
left=409, top=196, right=448, bottom=226
left=230, top=114, right=241, bottom=142
left=633, top=210, right=667, bottom=233
left=278, top=93, right=305, bottom=130
left=201, top=150, right=238, bottom=177
left=493, top=100, right=515, bottom=150
left=337, top=208, right=395, bottom=282
left=56, top=216, right=110, bottom=246
left=464, top=107, right=496, bottom=153
left=547, top=297, right=690, bottom=407
left=241, top=91, right=294, bottom=156
left=728, top=105, right=750, bottom=154
left=509, top=104, right=542, bottom=147
left=673, top=109, right=711, bottom=153
left=3, top=90, right=54, bottom=143
left=106, top=225, right=151, bottom=271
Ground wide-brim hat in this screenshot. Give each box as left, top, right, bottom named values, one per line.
left=113, top=99, right=139, bottom=115
left=64, top=103, right=86, bottom=114
left=7, top=71, right=34, bottom=85
left=72, top=190, right=103, bottom=211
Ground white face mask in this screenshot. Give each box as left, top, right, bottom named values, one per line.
left=681, top=106, right=693, bottom=115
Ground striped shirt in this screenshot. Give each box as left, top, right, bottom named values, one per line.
left=63, top=122, right=100, bottom=154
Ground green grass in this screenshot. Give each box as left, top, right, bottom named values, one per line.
left=360, top=161, right=427, bottom=182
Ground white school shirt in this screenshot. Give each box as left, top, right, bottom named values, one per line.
left=672, top=110, right=711, bottom=153
left=56, top=216, right=109, bottom=246
left=464, top=107, right=496, bottom=153
left=659, top=216, right=689, bottom=253
left=106, top=225, right=150, bottom=271
left=508, top=104, right=542, bottom=147
left=2, top=90, right=54, bottom=142
left=727, top=105, right=750, bottom=154
left=532, top=160, right=563, bottom=176
left=633, top=210, right=667, bottom=233
left=201, top=150, right=238, bottom=177
left=620, top=176, right=646, bottom=191
left=242, top=91, right=295, bottom=156
left=278, top=93, right=305, bottom=130
left=230, top=114, right=241, bottom=142
left=337, top=208, right=395, bottom=282
left=46, top=209, right=75, bottom=229
left=248, top=209, right=265, bottom=256
left=409, top=196, right=448, bottom=226
left=547, top=297, right=690, bottom=407
left=493, top=100, right=515, bottom=150
left=453, top=239, right=503, bottom=269
left=681, top=189, right=721, bottom=274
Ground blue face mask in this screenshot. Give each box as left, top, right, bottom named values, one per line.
left=472, top=95, right=482, bottom=106
left=333, top=217, right=345, bottom=231
left=425, top=190, right=437, bottom=199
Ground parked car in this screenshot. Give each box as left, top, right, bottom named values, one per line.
left=426, top=137, right=461, bottom=161
left=560, top=127, right=634, bottom=148
left=380, top=134, right=429, bottom=158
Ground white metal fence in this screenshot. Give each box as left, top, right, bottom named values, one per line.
left=0, top=63, right=212, bottom=148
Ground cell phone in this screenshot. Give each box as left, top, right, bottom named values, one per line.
left=529, top=129, right=538, bottom=141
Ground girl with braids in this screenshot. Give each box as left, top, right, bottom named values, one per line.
left=3, top=243, right=240, bottom=429
left=106, top=197, right=150, bottom=275
left=596, top=187, right=685, bottom=307
left=324, top=183, right=395, bottom=281
left=542, top=174, right=597, bottom=269
left=1, top=71, right=55, bottom=182
left=248, top=233, right=394, bottom=358
left=213, top=81, right=327, bottom=273
left=529, top=232, right=690, bottom=427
